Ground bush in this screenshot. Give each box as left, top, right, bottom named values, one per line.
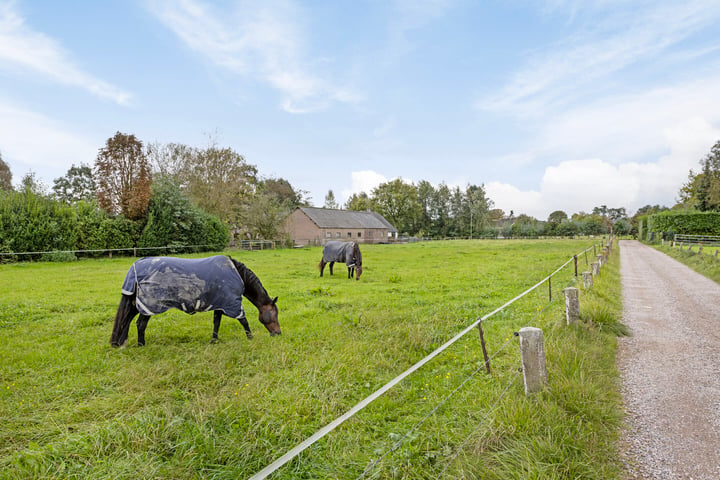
left=73, top=200, right=141, bottom=255
left=138, top=178, right=229, bottom=254
left=649, top=211, right=720, bottom=235
left=0, top=190, right=78, bottom=258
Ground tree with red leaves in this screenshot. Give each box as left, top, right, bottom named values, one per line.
left=94, top=132, right=152, bottom=220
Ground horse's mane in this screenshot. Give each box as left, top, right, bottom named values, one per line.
left=229, top=257, right=272, bottom=308
left=353, top=242, right=362, bottom=265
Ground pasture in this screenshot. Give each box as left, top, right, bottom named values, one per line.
left=0, top=240, right=624, bottom=479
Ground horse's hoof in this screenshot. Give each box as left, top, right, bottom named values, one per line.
left=211, top=337, right=220, bottom=344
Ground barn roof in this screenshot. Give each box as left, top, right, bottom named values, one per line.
left=298, top=207, right=397, bottom=232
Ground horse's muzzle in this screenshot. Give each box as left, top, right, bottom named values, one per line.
left=271, top=331, right=281, bottom=336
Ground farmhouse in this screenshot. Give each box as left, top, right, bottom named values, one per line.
left=285, top=207, right=397, bottom=246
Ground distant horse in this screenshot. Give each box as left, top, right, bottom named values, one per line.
left=110, top=255, right=279, bottom=347
left=319, top=241, right=363, bottom=280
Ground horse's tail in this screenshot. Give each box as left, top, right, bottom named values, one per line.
left=110, top=293, right=138, bottom=347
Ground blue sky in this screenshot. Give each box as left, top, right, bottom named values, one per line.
left=2, top=0, right=720, bottom=219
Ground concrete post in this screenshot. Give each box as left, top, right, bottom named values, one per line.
left=592, top=262, right=600, bottom=275
left=596, top=254, right=605, bottom=266
left=564, top=287, right=579, bottom=325
left=518, top=327, right=548, bottom=395
left=582, top=271, right=593, bottom=289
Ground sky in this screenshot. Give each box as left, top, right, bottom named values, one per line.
left=2, top=0, right=720, bottom=219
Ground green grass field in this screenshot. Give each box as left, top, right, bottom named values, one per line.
left=0, top=239, right=625, bottom=479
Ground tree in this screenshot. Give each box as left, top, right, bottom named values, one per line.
left=345, top=192, right=373, bottom=211
left=545, top=210, right=567, bottom=235
left=19, top=171, right=47, bottom=196
left=53, top=164, right=96, bottom=204
left=324, top=190, right=339, bottom=209
left=678, top=139, right=720, bottom=211
left=138, top=176, right=228, bottom=252
left=371, top=178, right=421, bottom=235
left=95, top=132, right=152, bottom=220
left=185, top=145, right=258, bottom=223
left=0, top=151, right=12, bottom=191
left=261, top=177, right=307, bottom=209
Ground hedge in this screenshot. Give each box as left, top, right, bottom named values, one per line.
left=647, top=211, right=720, bottom=238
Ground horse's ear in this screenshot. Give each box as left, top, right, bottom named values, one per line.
left=272, top=296, right=278, bottom=305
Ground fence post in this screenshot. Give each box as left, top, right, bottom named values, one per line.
left=591, top=262, right=600, bottom=275
left=582, top=271, right=593, bottom=289
left=573, top=255, right=578, bottom=277
left=563, top=287, right=580, bottom=325
left=518, top=327, right=548, bottom=395
left=477, top=321, right=492, bottom=374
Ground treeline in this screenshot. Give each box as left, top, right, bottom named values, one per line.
left=340, top=179, right=631, bottom=238
left=0, top=132, right=306, bottom=260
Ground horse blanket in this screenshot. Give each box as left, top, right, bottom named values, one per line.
left=322, top=241, right=358, bottom=267
left=121, top=255, right=246, bottom=319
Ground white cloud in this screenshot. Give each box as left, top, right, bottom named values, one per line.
left=340, top=170, right=388, bottom=201
left=0, top=100, right=97, bottom=185
left=487, top=117, right=720, bottom=219
left=147, top=0, right=361, bottom=113
left=0, top=1, right=132, bottom=104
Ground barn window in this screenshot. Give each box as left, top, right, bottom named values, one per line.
left=347, top=232, right=352, bottom=238
left=336, top=232, right=341, bottom=238
left=326, top=232, right=331, bottom=238
left=357, top=232, right=362, bottom=238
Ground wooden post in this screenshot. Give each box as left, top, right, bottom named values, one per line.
left=518, top=327, right=548, bottom=395
left=582, top=271, right=593, bottom=289
left=477, top=321, right=491, bottom=374
left=573, top=255, right=578, bottom=277
left=564, top=287, right=579, bottom=325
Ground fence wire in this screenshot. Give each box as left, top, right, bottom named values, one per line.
left=249, top=241, right=607, bottom=480
left=358, top=256, right=583, bottom=479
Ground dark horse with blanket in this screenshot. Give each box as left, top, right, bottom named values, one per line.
left=319, top=241, right=363, bottom=280
left=110, top=255, right=280, bottom=347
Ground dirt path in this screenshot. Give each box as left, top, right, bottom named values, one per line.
left=618, top=240, right=720, bottom=479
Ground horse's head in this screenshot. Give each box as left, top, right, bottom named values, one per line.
left=353, top=243, right=363, bottom=280
left=258, top=297, right=281, bottom=336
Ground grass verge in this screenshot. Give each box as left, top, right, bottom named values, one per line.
left=651, top=244, right=720, bottom=284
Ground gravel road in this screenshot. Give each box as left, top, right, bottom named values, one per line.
left=618, top=240, right=720, bottom=479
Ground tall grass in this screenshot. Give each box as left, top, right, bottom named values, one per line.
left=0, top=239, right=625, bottom=479
left=652, top=244, right=720, bottom=284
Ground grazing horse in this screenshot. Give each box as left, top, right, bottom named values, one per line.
left=319, top=241, right=363, bottom=280
left=110, top=255, right=279, bottom=347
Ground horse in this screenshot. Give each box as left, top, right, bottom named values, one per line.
left=319, top=241, right=363, bottom=280
left=110, top=255, right=279, bottom=347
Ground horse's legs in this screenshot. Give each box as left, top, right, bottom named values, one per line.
left=319, top=259, right=326, bottom=277
left=212, top=310, right=222, bottom=342
left=329, top=261, right=335, bottom=275
left=348, top=266, right=355, bottom=279
left=136, top=314, right=151, bottom=346
left=238, top=316, right=253, bottom=339
left=111, top=294, right=139, bottom=347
